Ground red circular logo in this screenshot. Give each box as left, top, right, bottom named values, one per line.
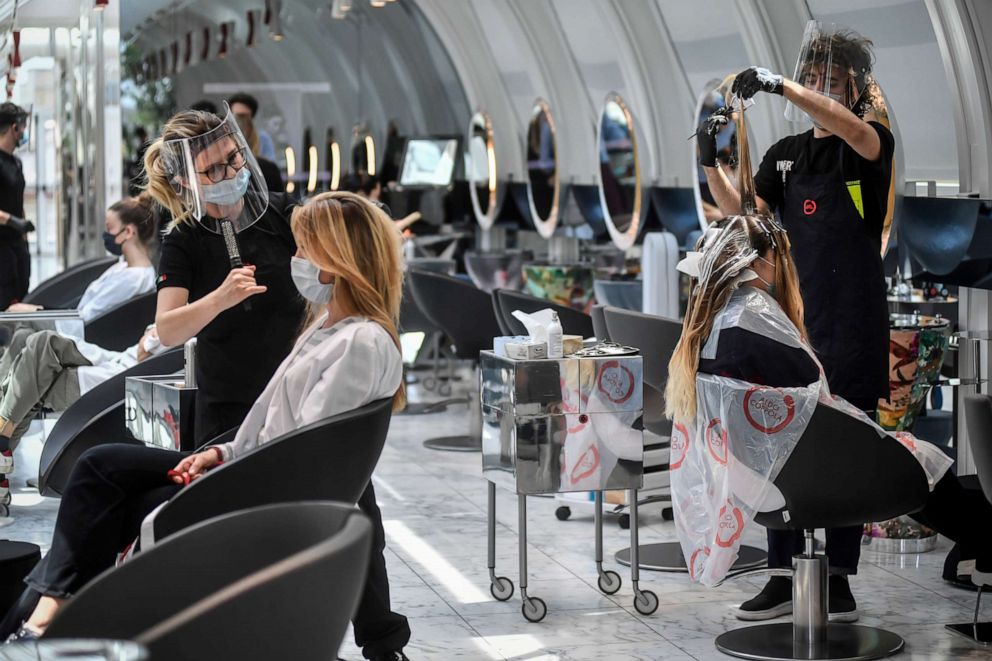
left=803, top=199, right=817, bottom=216
left=570, top=445, right=601, bottom=484
left=706, top=418, right=728, bottom=465
left=894, top=431, right=917, bottom=452
left=597, top=360, right=635, bottom=404
left=689, top=546, right=711, bottom=581
left=670, top=422, right=689, bottom=470
left=743, top=388, right=796, bottom=434
left=715, top=501, right=745, bottom=548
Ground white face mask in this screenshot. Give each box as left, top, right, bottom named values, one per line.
left=291, top=256, right=334, bottom=305
left=201, top=167, right=250, bottom=206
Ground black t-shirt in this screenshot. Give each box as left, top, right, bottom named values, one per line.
left=698, top=326, right=819, bottom=389
left=157, top=193, right=306, bottom=420
left=755, top=121, right=895, bottom=246
left=0, top=149, right=25, bottom=219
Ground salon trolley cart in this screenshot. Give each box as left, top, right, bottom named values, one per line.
left=480, top=350, right=658, bottom=622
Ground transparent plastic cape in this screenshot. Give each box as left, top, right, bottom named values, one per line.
left=672, top=288, right=953, bottom=585
left=159, top=103, right=269, bottom=234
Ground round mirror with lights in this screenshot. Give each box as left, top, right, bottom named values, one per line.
left=692, top=76, right=743, bottom=230
left=351, top=124, right=376, bottom=177
left=596, top=93, right=641, bottom=250
left=525, top=99, right=560, bottom=239
left=467, top=111, right=500, bottom=230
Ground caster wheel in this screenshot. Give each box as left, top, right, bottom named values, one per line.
left=438, top=382, right=452, bottom=397
left=618, top=514, right=630, bottom=530
left=662, top=507, right=674, bottom=521
left=423, top=377, right=437, bottom=392
left=490, top=576, right=514, bottom=601
left=555, top=506, right=571, bottom=521
left=0, top=505, right=7, bottom=517
left=597, top=570, right=622, bottom=595
left=521, top=596, right=547, bottom=623
left=634, top=589, right=659, bottom=615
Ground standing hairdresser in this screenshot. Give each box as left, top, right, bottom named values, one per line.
left=698, top=22, right=893, bottom=623
left=145, top=104, right=305, bottom=444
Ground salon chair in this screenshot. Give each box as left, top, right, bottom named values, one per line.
left=84, top=291, right=159, bottom=352
left=591, top=305, right=609, bottom=343
left=44, top=502, right=371, bottom=661
left=593, top=279, right=643, bottom=311
left=604, top=307, right=767, bottom=573
left=22, top=256, right=116, bottom=309
left=493, top=289, right=595, bottom=339
left=37, top=348, right=184, bottom=497
left=716, top=404, right=929, bottom=660
left=140, top=397, right=392, bottom=546
left=408, top=269, right=501, bottom=451
left=948, top=394, right=992, bottom=644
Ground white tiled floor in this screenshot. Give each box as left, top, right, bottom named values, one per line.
left=4, top=373, right=992, bottom=660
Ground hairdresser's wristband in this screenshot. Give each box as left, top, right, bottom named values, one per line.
left=209, top=446, right=225, bottom=465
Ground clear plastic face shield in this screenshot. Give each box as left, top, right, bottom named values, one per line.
left=160, top=103, right=269, bottom=233
left=784, top=21, right=871, bottom=125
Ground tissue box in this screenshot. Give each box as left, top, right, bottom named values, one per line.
left=494, top=336, right=530, bottom=358
left=563, top=335, right=583, bottom=355
left=505, top=340, right=548, bottom=360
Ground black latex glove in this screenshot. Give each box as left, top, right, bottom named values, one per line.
left=732, top=66, right=784, bottom=100
left=696, top=112, right=729, bottom=168
left=6, top=217, right=33, bottom=234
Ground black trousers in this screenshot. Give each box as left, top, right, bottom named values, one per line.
left=10, top=444, right=410, bottom=657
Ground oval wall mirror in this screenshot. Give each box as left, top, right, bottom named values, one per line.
left=596, top=93, right=641, bottom=250
left=351, top=124, right=376, bottom=177
left=525, top=99, right=560, bottom=239
left=691, top=76, right=744, bottom=230
left=467, top=111, right=500, bottom=230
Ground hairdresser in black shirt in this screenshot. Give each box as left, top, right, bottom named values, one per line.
left=698, top=22, right=893, bottom=623
left=0, top=103, right=32, bottom=311
left=143, top=105, right=305, bottom=445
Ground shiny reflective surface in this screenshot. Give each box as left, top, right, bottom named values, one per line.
left=0, top=640, right=147, bottom=661
left=525, top=100, right=560, bottom=239
left=125, top=375, right=197, bottom=451
left=467, top=112, right=499, bottom=230
left=464, top=250, right=525, bottom=293
left=480, top=351, right=644, bottom=495
left=597, top=94, right=641, bottom=250
left=692, top=76, right=739, bottom=230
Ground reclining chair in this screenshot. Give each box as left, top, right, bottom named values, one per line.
left=493, top=288, right=594, bottom=339
left=84, top=291, right=158, bottom=352
left=715, top=404, right=929, bottom=660
left=22, top=256, right=116, bottom=309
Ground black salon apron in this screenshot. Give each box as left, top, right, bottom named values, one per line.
left=781, top=143, right=889, bottom=405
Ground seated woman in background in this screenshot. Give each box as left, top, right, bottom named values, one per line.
left=5, top=192, right=408, bottom=651
left=664, top=214, right=992, bottom=597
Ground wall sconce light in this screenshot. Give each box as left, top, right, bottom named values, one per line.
left=330, top=141, right=341, bottom=190
left=95, top=0, right=109, bottom=10
left=331, top=0, right=352, bottom=19
left=266, top=0, right=284, bottom=41
left=201, top=26, right=210, bottom=61
left=365, top=134, right=376, bottom=176
left=246, top=10, right=261, bottom=47
left=285, top=146, right=296, bottom=193
left=184, top=32, right=192, bottom=65
left=307, top=145, right=318, bottom=193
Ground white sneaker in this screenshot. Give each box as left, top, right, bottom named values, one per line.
left=0, top=451, right=11, bottom=475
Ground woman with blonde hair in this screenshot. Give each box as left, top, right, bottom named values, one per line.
left=4, top=192, right=412, bottom=659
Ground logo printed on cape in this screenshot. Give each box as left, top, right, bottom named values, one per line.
left=597, top=360, right=635, bottom=404
left=706, top=418, right=728, bottom=465
left=670, top=422, right=689, bottom=470
left=689, top=546, right=711, bottom=581
left=743, top=388, right=796, bottom=434
left=803, top=199, right=817, bottom=216
left=570, top=445, right=600, bottom=484
left=715, top=501, right=745, bottom=548
left=894, top=431, right=917, bottom=452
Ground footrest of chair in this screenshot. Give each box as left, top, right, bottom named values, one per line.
left=423, top=435, right=481, bottom=452
left=945, top=621, right=992, bottom=646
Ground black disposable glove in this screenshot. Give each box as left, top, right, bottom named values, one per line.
left=7, top=217, right=33, bottom=234
left=695, top=112, right=729, bottom=168
left=732, top=66, right=784, bottom=100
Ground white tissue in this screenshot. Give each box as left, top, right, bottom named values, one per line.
left=511, top=308, right=557, bottom=345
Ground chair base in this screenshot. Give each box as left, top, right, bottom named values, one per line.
left=945, top=621, right=992, bottom=646
left=715, top=622, right=904, bottom=661
left=423, top=435, right=481, bottom=452
left=399, top=398, right=466, bottom=416
left=614, top=543, right=766, bottom=573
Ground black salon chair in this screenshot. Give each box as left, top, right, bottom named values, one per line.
left=604, top=307, right=767, bottom=573
left=22, top=256, right=116, bottom=309
left=400, top=277, right=466, bottom=414
left=44, top=502, right=372, bottom=661
left=948, top=394, right=992, bottom=644
left=141, top=397, right=392, bottom=545
left=38, top=348, right=184, bottom=497
left=716, top=404, right=928, bottom=660
left=408, top=269, right=501, bottom=451
left=493, top=289, right=595, bottom=339
left=84, top=291, right=158, bottom=352
left=591, top=305, right=610, bottom=343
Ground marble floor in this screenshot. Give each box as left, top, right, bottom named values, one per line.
left=3, top=374, right=992, bottom=660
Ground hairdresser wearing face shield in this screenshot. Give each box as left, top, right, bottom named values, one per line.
left=145, top=105, right=305, bottom=444
left=698, top=22, right=893, bottom=623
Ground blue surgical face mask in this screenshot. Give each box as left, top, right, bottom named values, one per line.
left=291, top=256, right=334, bottom=305
left=201, top=167, right=250, bottom=206
left=102, top=230, right=124, bottom=256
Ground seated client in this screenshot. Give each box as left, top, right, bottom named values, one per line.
left=6, top=191, right=406, bottom=641
left=664, top=214, right=992, bottom=600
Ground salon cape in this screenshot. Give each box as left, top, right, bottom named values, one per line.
left=673, top=287, right=953, bottom=586
left=214, top=314, right=402, bottom=462
left=54, top=258, right=156, bottom=338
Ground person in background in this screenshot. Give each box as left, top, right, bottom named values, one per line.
left=227, top=93, right=283, bottom=192
left=227, top=92, right=276, bottom=161
left=342, top=173, right=420, bottom=238
left=189, top=99, right=218, bottom=115
left=0, top=103, right=32, bottom=311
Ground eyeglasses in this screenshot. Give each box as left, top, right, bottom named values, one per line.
left=197, top=145, right=247, bottom=183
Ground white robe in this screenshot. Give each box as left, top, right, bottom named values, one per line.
left=216, top=314, right=402, bottom=461
left=55, top=258, right=156, bottom=339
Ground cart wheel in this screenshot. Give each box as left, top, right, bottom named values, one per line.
left=618, top=514, right=630, bottom=530
left=490, top=576, right=514, bottom=601
left=522, top=596, right=547, bottom=623
left=422, top=377, right=437, bottom=392
left=634, top=589, right=659, bottom=615
left=662, top=507, right=674, bottom=521
left=0, top=505, right=7, bottom=518
left=555, top=506, right=571, bottom=521
left=438, top=382, right=452, bottom=397
left=597, top=570, right=622, bottom=595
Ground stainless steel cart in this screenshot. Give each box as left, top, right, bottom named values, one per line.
left=480, top=350, right=658, bottom=622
